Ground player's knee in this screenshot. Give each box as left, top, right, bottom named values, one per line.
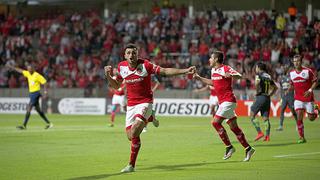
left=211, top=119, right=222, bottom=127
left=111, top=105, right=117, bottom=112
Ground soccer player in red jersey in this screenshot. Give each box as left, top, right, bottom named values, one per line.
left=108, top=68, right=127, bottom=127
left=289, top=55, right=319, bottom=143
left=194, top=51, right=255, bottom=161
left=193, top=85, right=219, bottom=116
left=104, top=44, right=195, bottom=173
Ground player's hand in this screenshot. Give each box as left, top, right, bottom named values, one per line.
left=186, top=66, right=196, bottom=75
left=104, top=66, right=112, bottom=77
left=303, top=90, right=312, bottom=97
left=224, top=72, right=231, bottom=78
left=43, top=90, right=48, bottom=100
left=193, top=73, right=201, bottom=80
left=5, top=63, right=14, bottom=69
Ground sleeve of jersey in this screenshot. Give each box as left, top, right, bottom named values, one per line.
left=309, top=69, right=317, bottom=82
left=116, top=65, right=123, bottom=81
left=226, top=66, right=241, bottom=76
left=22, top=70, right=29, bottom=77
left=146, top=61, right=160, bottom=75
left=37, top=74, right=47, bottom=84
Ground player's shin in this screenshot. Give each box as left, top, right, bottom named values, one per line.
left=296, top=119, right=304, bottom=138
left=264, top=119, right=270, bottom=136
left=23, top=111, right=31, bottom=127
left=111, top=112, right=115, bottom=123
left=212, top=121, right=231, bottom=146
left=227, top=119, right=250, bottom=148
left=250, top=117, right=262, bottom=133
left=129, top=137, right=141, bottom=167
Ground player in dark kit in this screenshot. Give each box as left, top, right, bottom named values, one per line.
left=276, top=64, right=297, bottom=131
left=250, top=62, right=277, bottom=141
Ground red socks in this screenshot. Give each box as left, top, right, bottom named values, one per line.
left=212, top=121, right=231, bottom=146
left=129, top=137, right=141, bottom=167
left=297, top=120, right=304, bottom=138
left=111, top=112, right=115, bottom=123
left=230, top=126, right=249, bottom=148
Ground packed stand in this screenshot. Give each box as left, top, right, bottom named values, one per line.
left=0, top=3, right=320, bottom=95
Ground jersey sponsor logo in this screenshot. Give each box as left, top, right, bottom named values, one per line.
left=292, top=79, right=306, bottom=83
left=212, top=76, right=223, bottom=80
left=125, top=77, right=144, bottom=83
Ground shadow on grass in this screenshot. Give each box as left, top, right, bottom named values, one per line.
left=67, top=172, right=123, bottom=180
left=139, top=160, right=242, bottom=171
left=67, top=161, right=242, bottom=180
left=253, top=142, right=297, bottom=147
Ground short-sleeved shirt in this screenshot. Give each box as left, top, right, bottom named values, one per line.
left=289, top=67, right=317, bottom=102
left=255, top=72, right=275, bottom=96
left=22, top=70, right=47, bottom=93
left=279, top=74, right=294, bottom=98
left=117, top=59, right=160, bottom=106
left=211, top=65, right=237, bottom=104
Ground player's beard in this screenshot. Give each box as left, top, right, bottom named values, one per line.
left=128, top=58, right=138, bottom=68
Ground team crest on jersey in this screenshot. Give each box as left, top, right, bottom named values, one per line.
left=136, top=66, right=142, bottom=74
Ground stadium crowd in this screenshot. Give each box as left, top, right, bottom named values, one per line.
left=0, top=3, right=320, bottom=94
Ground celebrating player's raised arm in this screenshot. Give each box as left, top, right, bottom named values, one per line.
left=159, top=66, right=196, bottom=76
left=104, top=66, right=122, bottom=89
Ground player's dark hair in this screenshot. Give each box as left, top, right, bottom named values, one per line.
left=293, top=54, right=302, bottom=61
left=256, top=62, right=267, bottom=72
left=213, top=51, right=224, bottom=63
left=125, top=43, right=138, bottom=51
left=26, top=62, right=35, bottom=69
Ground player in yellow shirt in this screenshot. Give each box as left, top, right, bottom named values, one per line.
left=7, top=64, right=53, bottom=130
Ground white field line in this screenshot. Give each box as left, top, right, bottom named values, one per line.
left=0, top=127, right=111, bottom=133
left=274, top=152, right=320, bottom=158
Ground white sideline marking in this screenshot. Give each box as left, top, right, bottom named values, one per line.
left=0, top=127, right=109, bottom=133
left=274, top=152, right=320, bottom=158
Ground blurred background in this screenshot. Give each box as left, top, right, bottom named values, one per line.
left=0, top=0, right=319, bottom=115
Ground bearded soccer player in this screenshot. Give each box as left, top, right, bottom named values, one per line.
left=290, top=55, right=319, bottom=143
left=7, top=63, right=53, bottom=130
left=194, top=51, right=255, bottom=162
left=104, top=44, right=195, bottom=173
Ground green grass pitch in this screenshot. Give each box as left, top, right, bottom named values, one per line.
left=0, top=114, right=320, bottom=180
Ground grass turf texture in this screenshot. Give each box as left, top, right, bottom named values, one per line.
left=0, top=114, right=320, bottom=180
